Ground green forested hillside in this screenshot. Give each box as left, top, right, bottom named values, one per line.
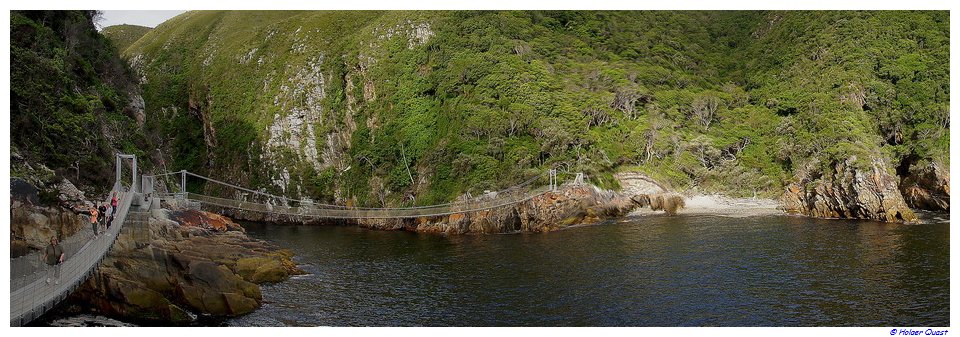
left=11, top=11, right=155, bottom=193
left=123, top=10, right=949, bottom=207
left=101, top=24, right=152, bottom=53
left=727, top=11, right=949, bottom=177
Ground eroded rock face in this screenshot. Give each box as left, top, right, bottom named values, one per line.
left=10, top=178, right=89, bottom=253
left=124, top=93, right=146, bottom=129
left=56, top=179, right=93, bottom=210
left=10, top=203, right=87, bottom=251
left=69, top=209, right=303, bottom=323
left=781, top=156, right=917, bottom=223
left=900, top=161, right=949, bottom=212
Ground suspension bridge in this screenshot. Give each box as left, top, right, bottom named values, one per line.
left=148, top=169, right=573, bottom=219
left=10, top=154, right=139, bottom=326
left=10, top=154, right=578, bottom=326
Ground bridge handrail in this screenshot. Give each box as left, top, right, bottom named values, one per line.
left=149, top=170, right=548, bottom=211
left=160, top=185, right=550, bottom=219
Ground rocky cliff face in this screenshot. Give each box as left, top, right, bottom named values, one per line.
left=900, top=161, right=949, bottom=212
left=66, top=207, right=302, bottom=323
left=781, top=156, right=918, bottom=223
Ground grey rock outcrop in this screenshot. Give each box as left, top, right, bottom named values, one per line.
left=781, top=156, right=917, bottom=223
left=124, top=93, right=146, bottom=129
left=10, top=178, right=89, bottom=255
left=900, top=161, right=949, bottom=212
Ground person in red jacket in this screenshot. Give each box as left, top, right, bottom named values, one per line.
left=109, top=193, right=119, bottom=227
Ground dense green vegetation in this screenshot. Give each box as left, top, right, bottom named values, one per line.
left=120, top=11, right=948, bottom=206
left=11, top=11, right=156, bottom=193
left=724, top=11, right=949, bottom=177
left=100, top=24, right=152, bottom=54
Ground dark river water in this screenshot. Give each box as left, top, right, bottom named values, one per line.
left=223, top=213, right=949, bottom=327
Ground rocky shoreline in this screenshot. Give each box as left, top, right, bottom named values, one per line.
left=61, top=206, right=304, bottom=323
left=10, top=162, right=950, bottom=325
left=11, top=176, right=303, bottom=324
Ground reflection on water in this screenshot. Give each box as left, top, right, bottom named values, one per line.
left=229, top=214, right=948, bottom=326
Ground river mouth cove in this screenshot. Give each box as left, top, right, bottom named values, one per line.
left=222, top=213, right=948, bottom=327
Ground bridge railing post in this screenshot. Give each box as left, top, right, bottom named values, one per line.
left=132, top=155, right=138, bottom=193
left=115, top=154, right=122, bottom=190
left=554, top=169, right=558, bottom=190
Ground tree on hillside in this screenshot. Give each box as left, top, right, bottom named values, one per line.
left=691, top=94, right=720, bottom=129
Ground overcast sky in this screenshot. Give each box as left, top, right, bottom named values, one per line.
left=97, top=10, right=187, bottom=30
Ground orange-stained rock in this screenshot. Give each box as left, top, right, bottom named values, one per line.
left=170, top=209, right=244, bottom=232
left=448, top=213, right=465, bottom=223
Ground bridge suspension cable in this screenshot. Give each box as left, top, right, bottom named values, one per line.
left=150, top=169, right=579, bottom=219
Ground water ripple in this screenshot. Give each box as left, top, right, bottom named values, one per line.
left=229, top=215, right=949, bottom=326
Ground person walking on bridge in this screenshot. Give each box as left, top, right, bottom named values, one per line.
left=89, top=206, right=99, bottom=237
left=98, top=203, right=107, bottom=233
left=43, top=236, right=64, bottom=285
left=109, top=193, right=119, bottom=226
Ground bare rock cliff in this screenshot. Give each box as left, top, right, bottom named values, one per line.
left=899, top=161, right=949, bottom=212
left=781, top=156, right=917, bottom=223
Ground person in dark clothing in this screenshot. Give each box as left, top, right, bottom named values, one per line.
left=43, top=236, right=65, bottom=285
left=98, top=203, right=107, bottom=232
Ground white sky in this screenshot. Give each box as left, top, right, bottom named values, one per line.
left=97, top=10, right=187, bottom=30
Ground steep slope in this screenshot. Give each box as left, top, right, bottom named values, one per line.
left=125, top=11, right=733, bottom=204
left=101, top=24, right=152, bottom=54
left=11, top=11, right=156, bottom=195
left=730, top=11, right=949, bottom=218
left=10, top=9, right=159, bottom=272
left=124, top=10, right=949, bottom=221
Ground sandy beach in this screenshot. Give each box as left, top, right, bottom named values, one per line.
left=630, top=194, right=784, bottom=217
